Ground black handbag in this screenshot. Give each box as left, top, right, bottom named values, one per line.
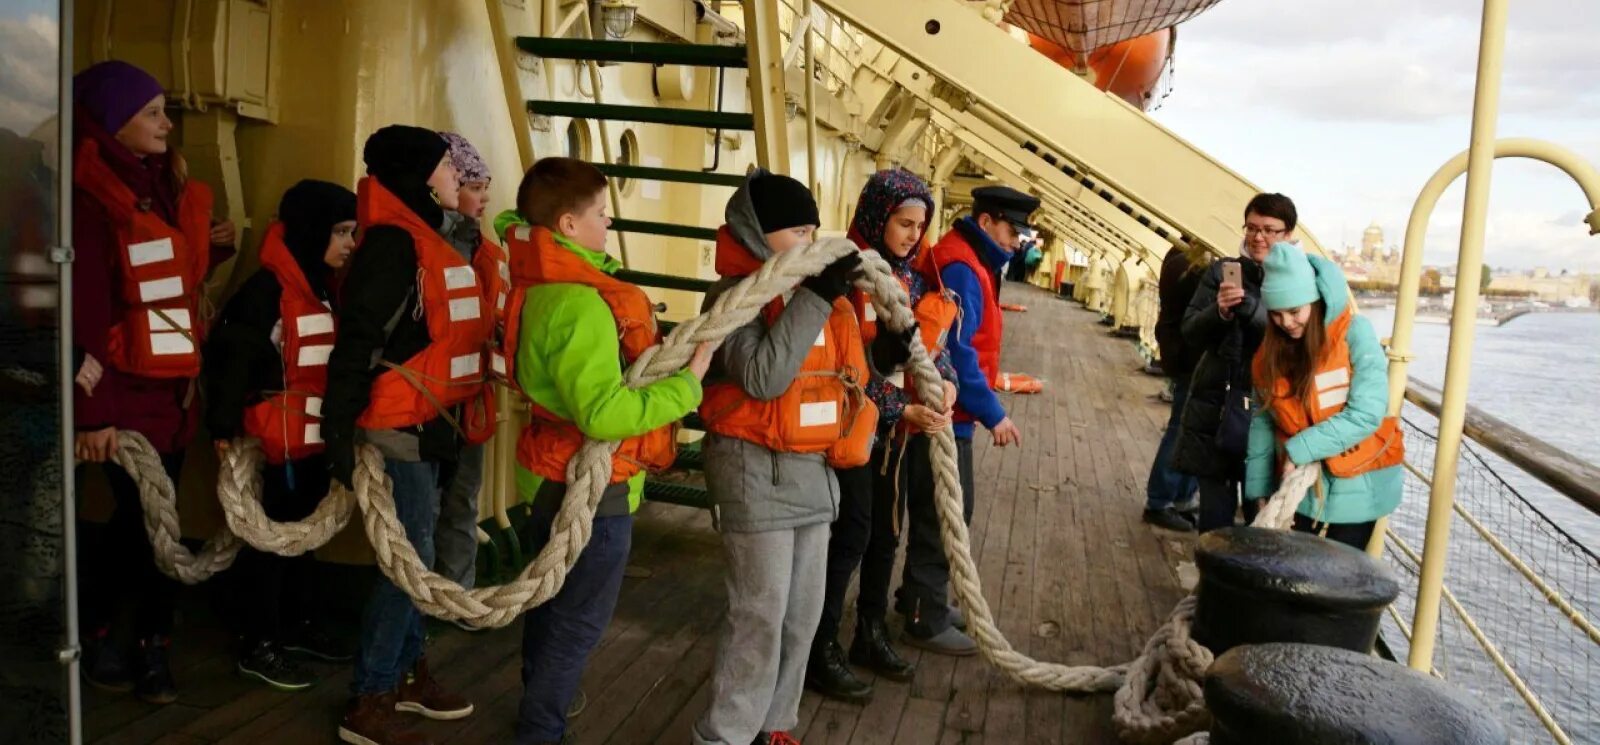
left=1214, top=371, right=1252, bottom=460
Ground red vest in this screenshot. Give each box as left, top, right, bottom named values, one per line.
left=1252, top=308, right=1405, bottom=478
left=929, top=227, right=1002, bottom=423
left=845, top=231, right=960, bottom=420
left=353, top=178, right=492, bottom=432
left=75, top=137, right=213, bottom=379
left=456, top=232, right=509, bottom=446
left=699, top=228, right=878, bottom=468
left=501, top=224, right=677, bottom=484
left=240, top=223, right=335, bottom=463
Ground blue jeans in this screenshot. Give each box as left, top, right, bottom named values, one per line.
left=351, top=459, right=441, bottom=695
left=1145, top=377, right=1199, bottom=511
left=515, top=483, right=633, bottom=744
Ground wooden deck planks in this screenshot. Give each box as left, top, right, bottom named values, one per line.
left=91, top=283, right=1191, bottom=745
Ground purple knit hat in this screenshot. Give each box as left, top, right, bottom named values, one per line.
left=440, top=132, right=491, bottom=185
left=74, top=60, right=165, bottom=135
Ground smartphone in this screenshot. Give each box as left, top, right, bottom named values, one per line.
left=1222, top=261, right=1242, bottom=288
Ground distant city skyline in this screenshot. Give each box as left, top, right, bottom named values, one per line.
left=1155, top=0, right=1600, bottom=272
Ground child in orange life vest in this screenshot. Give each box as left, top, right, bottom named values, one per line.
left=692, top=171, right=879, bottom=745
left=1246, top=242, right=1403, bottom=551
left=808, top=168, right=961, bottom=703
left=205, top=180, right=358, bottom=691
left=71, top=60, right=237, bottom=705
left=431, top=132, right=503, bottom=599
left=322, top=125, right=482, bottom=745
left=502, top=158, right=714, bottom=745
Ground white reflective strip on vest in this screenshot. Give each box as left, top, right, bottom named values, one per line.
left=304, top=396, right=324, bottom=418
left=511, top=225, right=532, bottom=242
left=496, top=291, right=507, bottom=312
left=149, top=332, right=194, bottom=356
left=491, top=352, right=507, bottom=376
left=147, top=308, right=192, bottom=331
left=303, top=422, right=323, bottom=445
left=1314, top=367, right=1350, bottom=390
left=450, top=353, right=481, bottom=379
left=799, top=401, right=839, bottom=427
left=296, top=312, right=335, bottom=336
left=449, top=296, right=481, bottom=322
left=1317, top=386, right=1350, bottom=409
left=139, top=276, right=184, bottom=303
left=297, top=344, right=333, bottom=368
left=127, top=237, right=174, bottom=267
left=863, top=303, right=877, bottom=322
left=887, top=370, right=905, bottom=389
left=498, top=261, right=510, bottom=281
left=443, top=265, right=477, bottom=290
left=814, top=329, right=827, bottom=347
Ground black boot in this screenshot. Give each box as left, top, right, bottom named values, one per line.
left=804, top=640, right=872, bottom=704
left=849, top=617, right=915, bottom=682
left=134, top=635, right=177, bottom=705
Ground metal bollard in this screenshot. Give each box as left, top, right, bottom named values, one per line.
left=1205, top=642, right=1508, bottom=744
left=1191, top=527, right=1399, bottom=657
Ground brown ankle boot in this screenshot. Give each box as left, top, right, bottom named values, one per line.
left=338, top=691, right=433, bottom=745
left=395, top=656, right=474, bottom=720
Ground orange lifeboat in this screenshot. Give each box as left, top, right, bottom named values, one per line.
left=1022, top=28, right=1172, bottom=110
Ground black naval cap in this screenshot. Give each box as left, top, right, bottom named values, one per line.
left=971, top=185, right=1041, bottom=232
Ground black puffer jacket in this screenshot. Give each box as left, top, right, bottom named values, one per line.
left=1171, top=257, right=1266, bottom=480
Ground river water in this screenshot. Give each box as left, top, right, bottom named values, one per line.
left=1360, top=306, right=1599, bottom=743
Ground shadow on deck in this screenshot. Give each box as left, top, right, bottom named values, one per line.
left=89, top=282, right=1194, bottom=745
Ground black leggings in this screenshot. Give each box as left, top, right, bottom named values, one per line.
left=79, top=455, right=185, bottom=639
left=234, top=455, right=328, bottom=645
left=1291, top=512, right=1378, bottom=552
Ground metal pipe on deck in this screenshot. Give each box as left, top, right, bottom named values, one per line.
left=1406, top=0, right=1511, bottom=675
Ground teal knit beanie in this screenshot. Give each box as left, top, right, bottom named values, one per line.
left=1261, top=241, right=1320, bottom=310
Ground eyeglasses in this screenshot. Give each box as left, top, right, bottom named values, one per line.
left=1243, top=225, right=1288, bottom=238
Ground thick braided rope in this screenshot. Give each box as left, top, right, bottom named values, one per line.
left=1110, top=463, right=1322, bottom=744
left=112, top=430, right=242, bottom=584
left=216, top=438, right=356, bottom=556
left=349, top=237, right=867, bottom=628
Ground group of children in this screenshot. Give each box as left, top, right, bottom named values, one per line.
left=72, top=58, right=1042, bottom=745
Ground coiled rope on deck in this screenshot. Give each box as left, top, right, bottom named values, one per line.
left=114, top=235, right=1321, bottom=742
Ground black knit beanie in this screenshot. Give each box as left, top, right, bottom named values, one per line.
left=362, top=125, right=449, bottom=227
left=748, top=172, right=820, bottom=233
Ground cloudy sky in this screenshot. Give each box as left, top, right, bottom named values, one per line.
left=0, top=0, right=58, bottom=139
left=1153, top=0, right=1600, bottom=272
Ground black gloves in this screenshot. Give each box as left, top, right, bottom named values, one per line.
left=871, top=324, right=916, bottom=375
left=800, top=252, right=862, bottom=303
left=328, top=436, right=355, bottom=491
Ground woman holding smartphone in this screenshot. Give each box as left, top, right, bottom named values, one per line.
left=1172, top=193, right=1298, bottom=533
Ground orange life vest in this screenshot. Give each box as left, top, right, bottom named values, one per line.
left=352, top=177, right=492, bottom=432
left=240, top=223, right=335, bottom=463
left=844, top=232, right=961, bottom=435
left=457, top=233, right=509, bottom=446
left=699, top=228, right=878, bottom=468
left=75, top=137, right=213, bottom=379
left=1252, top=308, right=1405, bottom=478
left=500, top=224, right=677, bottom=484
left=845, top=231, right=961, bottom=362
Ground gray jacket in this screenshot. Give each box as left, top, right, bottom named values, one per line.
left=700, top=173, right=839, bottom=533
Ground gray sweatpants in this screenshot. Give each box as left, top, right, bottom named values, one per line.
left=434, top=442, right=484, bottom=589
left=693, top=522, right=829, bottom=745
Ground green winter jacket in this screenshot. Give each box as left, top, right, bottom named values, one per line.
left=511, top=231, right=702, bottom=514
left=1243, top=253, right=1403, bottom=525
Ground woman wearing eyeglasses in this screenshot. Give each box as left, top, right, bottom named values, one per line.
left=1171, top=192, right=1298, bottom=533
